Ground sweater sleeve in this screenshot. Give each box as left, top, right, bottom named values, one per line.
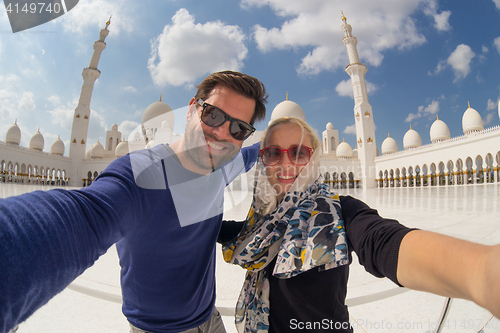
left=0, top=153, right=154, bottom=332
left=241, top=142, right=260, bottom=172
left=341, top=195, right=416, bottom=286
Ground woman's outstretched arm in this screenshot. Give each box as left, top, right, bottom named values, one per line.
left=397, top=230, right=500, bottom=318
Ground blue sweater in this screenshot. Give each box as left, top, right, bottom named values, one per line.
left=0, top=143, right=259, bottom=333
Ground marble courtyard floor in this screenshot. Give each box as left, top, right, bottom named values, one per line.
left=1, top=182, right=499, bottom=332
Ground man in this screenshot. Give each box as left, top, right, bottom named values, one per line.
left=0, top=71, right=267, bottom=333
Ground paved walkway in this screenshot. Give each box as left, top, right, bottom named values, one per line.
left=2, top=183, right=499, bottom=332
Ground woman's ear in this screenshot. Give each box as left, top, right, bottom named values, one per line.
left=186, top=98, right=197, bottom=122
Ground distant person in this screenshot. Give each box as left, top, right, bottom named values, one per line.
left=0, top=70, right=268, bottom=333
left=220, top=117, right=500, bottom=333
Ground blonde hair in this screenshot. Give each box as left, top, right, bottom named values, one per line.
left=262, top=117, right=320, bottom=151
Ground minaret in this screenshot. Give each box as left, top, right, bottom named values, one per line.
left=341, top=12, right=377, bottom=189
left=68, top=18, right=110, bottom=186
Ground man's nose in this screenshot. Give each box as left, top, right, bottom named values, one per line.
left=211, top=120, right=232, bottom=141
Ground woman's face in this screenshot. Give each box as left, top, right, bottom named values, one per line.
left=263, top=122, right=313, bottom=202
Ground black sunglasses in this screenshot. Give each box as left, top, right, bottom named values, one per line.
left=196, top=99, right=256, bottom=141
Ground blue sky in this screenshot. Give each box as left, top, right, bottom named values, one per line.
left=1, top=0, right=499, bottom=156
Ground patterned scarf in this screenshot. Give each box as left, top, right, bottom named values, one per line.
left=222, top=179, right=349, bottom=333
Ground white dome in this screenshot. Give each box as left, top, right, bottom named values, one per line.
left=326, top=122, right=334, bottom=130
left=29, top=130, right=44, bottom=151
left=50, top=137, right=65, bottom=155
left=336, top=140, right=353, bottom=158
left=111, top=123, right=118, bottom=131
left=90, top=141, right=105, bottom=158
left=146, top=140, right=159, bottom=149
left=115, top=141, right=129, bottom=157
left=430, top=117, right=450, bottom=143
left=142, top=99, right=174, bottom=129
left=462, top=104, right=483, bottom=134
left=6, top=122, right=21, bottom=145
left=381, top=134, right=398, bottom=154
left=270, top=99, right=306, bottom=122
left=133, top=131, right=140, bottom=140
left=403, top=127, right=422, bottom=149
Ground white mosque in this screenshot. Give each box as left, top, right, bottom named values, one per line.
left=1, top=15, right=499, bottom=189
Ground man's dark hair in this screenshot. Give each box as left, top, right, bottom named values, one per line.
left=194, top=70, right=268, bottom=125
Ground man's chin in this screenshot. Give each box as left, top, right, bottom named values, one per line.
left=210, top=149, right=238, bottom=170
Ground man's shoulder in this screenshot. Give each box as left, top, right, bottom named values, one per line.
left=127, top=145, right=172, bottom=190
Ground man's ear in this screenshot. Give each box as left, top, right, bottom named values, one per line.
left=186, top=98, right=197, bottom=122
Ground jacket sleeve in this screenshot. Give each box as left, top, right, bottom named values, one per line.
left=0, top=153, right=155, bottom=332
left=341, top=195, right=416, bottom=286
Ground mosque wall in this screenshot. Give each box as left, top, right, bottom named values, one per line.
left=78, top=159, right=115, bottom=187
left=320, top=157, right=361, bottom=189
left=0, top=141, right=71, bottom=185
left=374, top=126, right=500, bottom=187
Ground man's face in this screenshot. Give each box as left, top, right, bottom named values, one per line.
left=183, top=84, right=256, bottom=173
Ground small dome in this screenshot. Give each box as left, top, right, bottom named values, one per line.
left=133, top=131, right=140, bottom=140
left=430, top=116, right=450, bottom=143
left=381, top=134, right=398, bottom=154
left=403, top=127, right=422, bottom=149
left=161, top=120, right=170, bottom=128
left=270, top=99, right=306, bottom=122
left=85, top=148, right=91, bottom=160
left=326, top=122, right=334, bottom=130
left=6, top=122, right=21, bottom=145
left=462, top=103, right=483, bottom=134
left=146, top=140, right=159, bottom=149
left=29, top=130, right=44, bottom=151
left=142, top=99, right=174, bottom=129
left=111, top=123, right=118, bottom=131
left=50, top=137, right=65, bottom=155
left=90, top=141, right=105, bottom=158
left=115, top=140, right=129, bottom=157
left=336, top=140, right=353, bottom=158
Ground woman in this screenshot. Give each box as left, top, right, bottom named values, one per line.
left=219, top=117, right=500, bottom=333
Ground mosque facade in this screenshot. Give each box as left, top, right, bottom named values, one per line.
left=1, top=17, right=499, bottom=189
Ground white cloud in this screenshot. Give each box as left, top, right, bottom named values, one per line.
left=430, top=59, right=447, bottom=75
left=123, top=86, right=138, bottom=93
left=484, top=112, right=495, bottom=126
left=148, top=8, right=248, bottom=87
left=422, top=0, right=451, bottom=31
left=58, top=0, right=134, bottom=35
left=487, top=98, right=497, bottom=111
left=47, top=106, right=74, bottom=130
left=18, top=92, right=36, bottom=112
left=48, top=95, right=62, bottom=107
left=447, top=44, right=475, bottom=82
left=482, top=45, right=489, bottom=53
left=335, top=80, right=353, bottom=97
left=87, top=109, right=107, bottom=144
left=243, top=0, right=427, bottom=76
left=343, top=124, right=356, bottom=134
left=118, top=120, right=141, bottom=140
left=494, top=37, right=500, bottom=54
left=405, top=112, right=421, bottom=123
left=405, top=100, right=440, bottom=122
left=493, top=0, right=500, bottom=10
left=335, top=79, right=378, bottom=98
